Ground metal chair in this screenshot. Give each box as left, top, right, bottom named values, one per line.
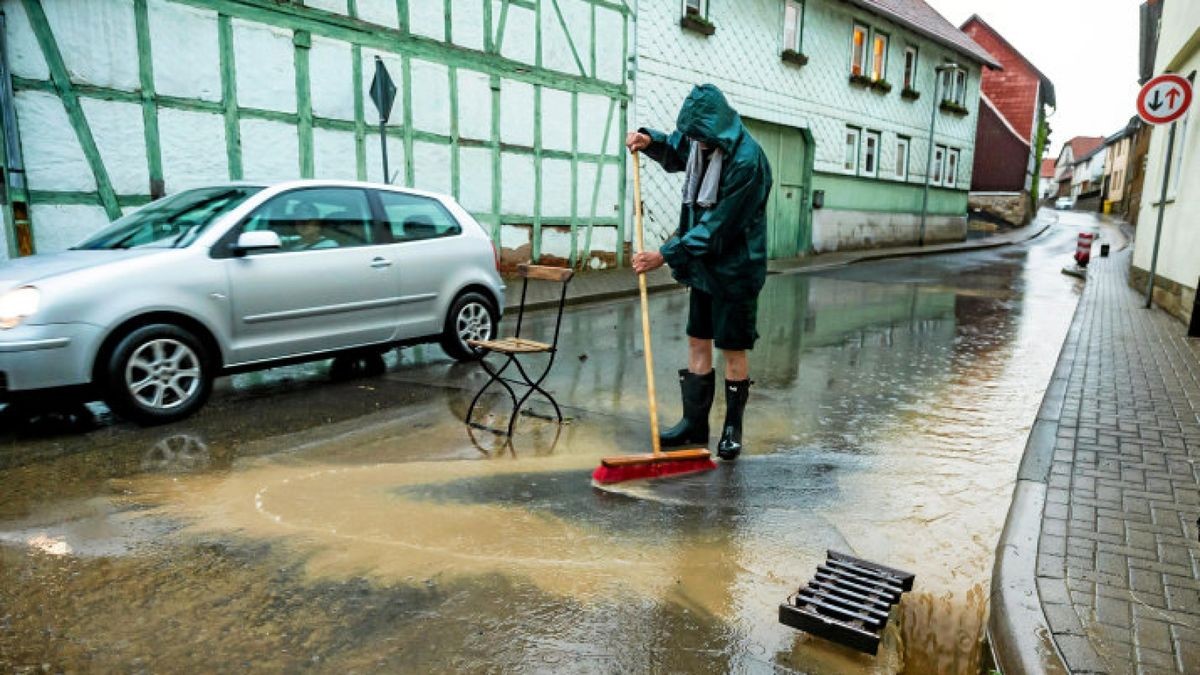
left=465, top=263, right=574, bottom=436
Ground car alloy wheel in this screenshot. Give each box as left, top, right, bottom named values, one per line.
left=456, top=300, right=493, bottom=348
left=124, top=338, right=203, bottom=411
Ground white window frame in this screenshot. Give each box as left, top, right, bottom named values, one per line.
left=870, top=32, right=888, bottom=82
left=863, top=130, right=880, bottom=177
left=932, top=145, right=945, bottom=184
left=953, top=69, right=967, bottom=105
left=903, top=47, right=917, bottom=89
left=850, top=23, right=868, bottom=77
left=683, top=0, right=707, bottom=17
left=945, top=148, right=959, bottom=188
left=844, top=127, right=861, bottom=173
left=896, top=137, right=910, bottom=180
left=783, top=0, right=803, bottom=52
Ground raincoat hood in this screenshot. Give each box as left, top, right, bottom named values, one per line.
left=675, top=84, right=744, bottom=155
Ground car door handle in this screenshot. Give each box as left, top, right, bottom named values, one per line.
left=370, top=257, right=393, bottom=269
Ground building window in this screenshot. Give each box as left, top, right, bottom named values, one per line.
left=953, top=70, right=967, bottom=105
left=683, top=0, right=707, bottom=17
left=844, top=127, right=860, bottom=173
left=945, top=148, right=959, bottom=187
left=903, top=47, right=917, bottom=89
left=932, top=145, right=945, bottom=184
left=896, top=137, right=909, bottom=179
left=850, top=24, right=868, bottom=76
left=863, top=131, right=880, bottom=176
left=870, top=32, right=888, bottom=82
left=783, top=0, right=804, bottom=52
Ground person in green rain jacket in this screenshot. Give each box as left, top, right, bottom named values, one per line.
left=626, top=84, right=772, bottom=461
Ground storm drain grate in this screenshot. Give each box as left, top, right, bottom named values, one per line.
left=778, top=550, right=915, bottom=654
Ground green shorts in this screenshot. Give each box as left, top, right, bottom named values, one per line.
left=686, top=288, right=759, bottom=351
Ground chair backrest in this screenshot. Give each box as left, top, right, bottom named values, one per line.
left=512, top=263, right=574, bottom=348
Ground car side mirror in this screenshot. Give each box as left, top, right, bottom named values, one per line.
left=233, top=230, right=282, bottom=255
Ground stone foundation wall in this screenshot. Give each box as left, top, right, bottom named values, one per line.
left=811, top=210, right=966, bottom=252
left=968, top=192, right=1031, bottom=226
left=1129, top=264, right=1197, bottom=327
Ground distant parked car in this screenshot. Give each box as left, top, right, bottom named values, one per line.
left=1054, top=196, right=1076, bottom=210
left=0, top=180, right=504, bottom=425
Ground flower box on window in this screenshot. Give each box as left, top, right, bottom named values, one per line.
left=680, top=14, right=715, bottom=36
left=869, top=79, right=892, bottom=94
left=939, top=100, right=969, bottom=116
left=781, top=49, right=808, bottom=67
left=900, top=87, right=920, bottom=101
left=848, top=73, right=872, bottom=88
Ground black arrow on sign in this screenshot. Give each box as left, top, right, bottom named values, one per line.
left=1148, top=89, right=1164, bottom=111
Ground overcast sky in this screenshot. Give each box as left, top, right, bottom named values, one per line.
left=924, top=0, right=1142, bottom=157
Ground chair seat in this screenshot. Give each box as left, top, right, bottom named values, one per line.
left=468, top=337, right=552, bottom=354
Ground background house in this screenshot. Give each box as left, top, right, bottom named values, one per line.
left=0, top=0, right=632, bottom=268
left=1131, top=0, right=1199, bottom=324
left=636, top=0, right=998, bottom=255
left=1053, top=135, right=1103, bottom=198
left=1099, top=117, right=1148, bottom=217
left=960, top=14, right=1055, bottom=225
left=1038, top=157, right=1056, bottom=201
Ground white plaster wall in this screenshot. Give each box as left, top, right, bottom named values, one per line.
left=456, top=69, right=492, bottom=141
left=309, top=37, right=356, bottom=121
left=585, top=225, right=618, bottom=257
left=409, top=1, right=446, bottom=41
left=356, top=0, right=399, bottom=29
left=364, top=134, right=406, bottom=185
left=149, top=0, right=220, bottom=102
left=594, top=6, right=626, bottom=84
left=159, top=108, right=228, bottom=191
left=4, top=0, right=50, bottom=80
left=498, top=4, right=536, bottom=65
left=575, top=162, right=600, bottom=218
left=233, top=19, right=296, bottom=113
left=500, top=80, right=535, bottom=147
left=42, top=0, right=139, bottom=91
left=812, top=210, right=966, bottom=252
left=450, top=0, right=485, bottom=51
left=305, top=0, right=347, bottom=15
left=410, top=59, right=451, bottom=136
left=312, top=128, right=358, bottom=180
left=81, top=98, right=149, bottom=195
left=30, top=204, right=109, bottom=253
left=541, top=88, right=573, bottom=153
left=361, top=49, right=405, bottom=126
left=541, top=227, right=572, bottom=258
left=412, top=141, right=452, bottom=195
left=577, top=93, right=615, bottom=155
left=540, top=158, right=572, bottom=216
left=500, top=153, right=535, bottom=214
left=500, top=223, right=529, bottom=252
left=240, top=119, right=300, bottom=183
left=458, top=146, right=493, bottom=213
left=15, top=91, right=96, bottom=192
left=541, top=0, right=590, bottom=76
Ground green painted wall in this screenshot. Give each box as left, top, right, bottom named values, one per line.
left=812, top=171, right=968, bottom=216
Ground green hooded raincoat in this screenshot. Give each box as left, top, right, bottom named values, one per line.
left=640, top=84, right=772, bottom=301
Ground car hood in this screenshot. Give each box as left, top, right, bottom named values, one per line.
left=0, top=249, right=165, bottom=293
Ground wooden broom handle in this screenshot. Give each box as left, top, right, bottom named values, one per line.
left=632, top=152, right=662, bottom=455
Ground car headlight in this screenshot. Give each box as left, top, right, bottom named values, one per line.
left=0, top=286, right=40, bottom=329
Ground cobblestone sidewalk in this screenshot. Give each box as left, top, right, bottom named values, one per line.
left=1036, top=249, right=1200, bottom=673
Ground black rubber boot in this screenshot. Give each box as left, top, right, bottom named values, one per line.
left=660, top=369, right=715, bottom=448
left=717, top=379, right=752, bottom=460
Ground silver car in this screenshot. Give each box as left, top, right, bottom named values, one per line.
left=0, top=180, right=504, bottom=425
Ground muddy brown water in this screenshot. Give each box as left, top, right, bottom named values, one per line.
left=0, top=219, right=1087, bottom=672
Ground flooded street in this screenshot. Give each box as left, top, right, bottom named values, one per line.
left=0, top=213, right=1097, bottom=673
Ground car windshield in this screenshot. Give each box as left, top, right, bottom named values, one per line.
left=73, top=186, right=263, bottom=250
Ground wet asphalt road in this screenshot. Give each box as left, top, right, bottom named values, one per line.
left=0, top=211, right=1100, bottom=673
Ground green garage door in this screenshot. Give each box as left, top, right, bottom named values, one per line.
left=742, top=119, right=813, bottom=259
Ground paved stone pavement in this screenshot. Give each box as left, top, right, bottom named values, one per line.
left=1035, top=247, right=1200, bottom=674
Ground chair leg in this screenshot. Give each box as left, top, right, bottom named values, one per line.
left=467, top=354, right=518, bottom=432
left=511, top=353, right=563, bottom=424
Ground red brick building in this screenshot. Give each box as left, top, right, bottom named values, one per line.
left=960, top=15, right=1055, bottom=224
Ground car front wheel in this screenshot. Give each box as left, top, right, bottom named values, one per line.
left=440, top=291, right=497, bottom=362
left=102, top=324, right=214, bottom=425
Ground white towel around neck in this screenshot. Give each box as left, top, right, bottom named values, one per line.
left=681, top=142, right=723, bottom=208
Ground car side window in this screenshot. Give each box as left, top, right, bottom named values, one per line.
left=377, top=191, right=462, bottom=243
left=240, top=188, right=374, bottom=252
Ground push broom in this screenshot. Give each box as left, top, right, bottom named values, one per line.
left=591, top=151, right=718, bottom=484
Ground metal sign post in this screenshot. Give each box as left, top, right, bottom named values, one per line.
left=1136, top=73, right=1193, bottom=308
left=368, top=57, right=397, bottom=184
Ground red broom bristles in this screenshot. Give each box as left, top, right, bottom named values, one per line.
left=591, top=457, right=717, bottom=484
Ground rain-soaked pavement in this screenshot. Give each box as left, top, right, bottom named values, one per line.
left=0, top=211, right=1101, bottom=673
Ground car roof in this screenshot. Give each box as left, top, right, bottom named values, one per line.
left=202, top=179, right=454, bottom=202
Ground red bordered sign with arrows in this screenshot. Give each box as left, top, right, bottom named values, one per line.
left=1137, top=74, right=1193, bottom=125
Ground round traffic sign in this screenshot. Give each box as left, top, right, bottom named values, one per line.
left=1137, top=74, right=1193, bottom=125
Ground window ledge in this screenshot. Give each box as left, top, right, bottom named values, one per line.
left=939, top=100, right=969, bottom=116
left=869, top=79, right=892, bottom=94
left=900, top=87, right=920, bottom=101
left=781, top=50, right=808, bottom=67
left=848, top=74, right=872, bottom=88
left=680, top=15, right=715, bottom=36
